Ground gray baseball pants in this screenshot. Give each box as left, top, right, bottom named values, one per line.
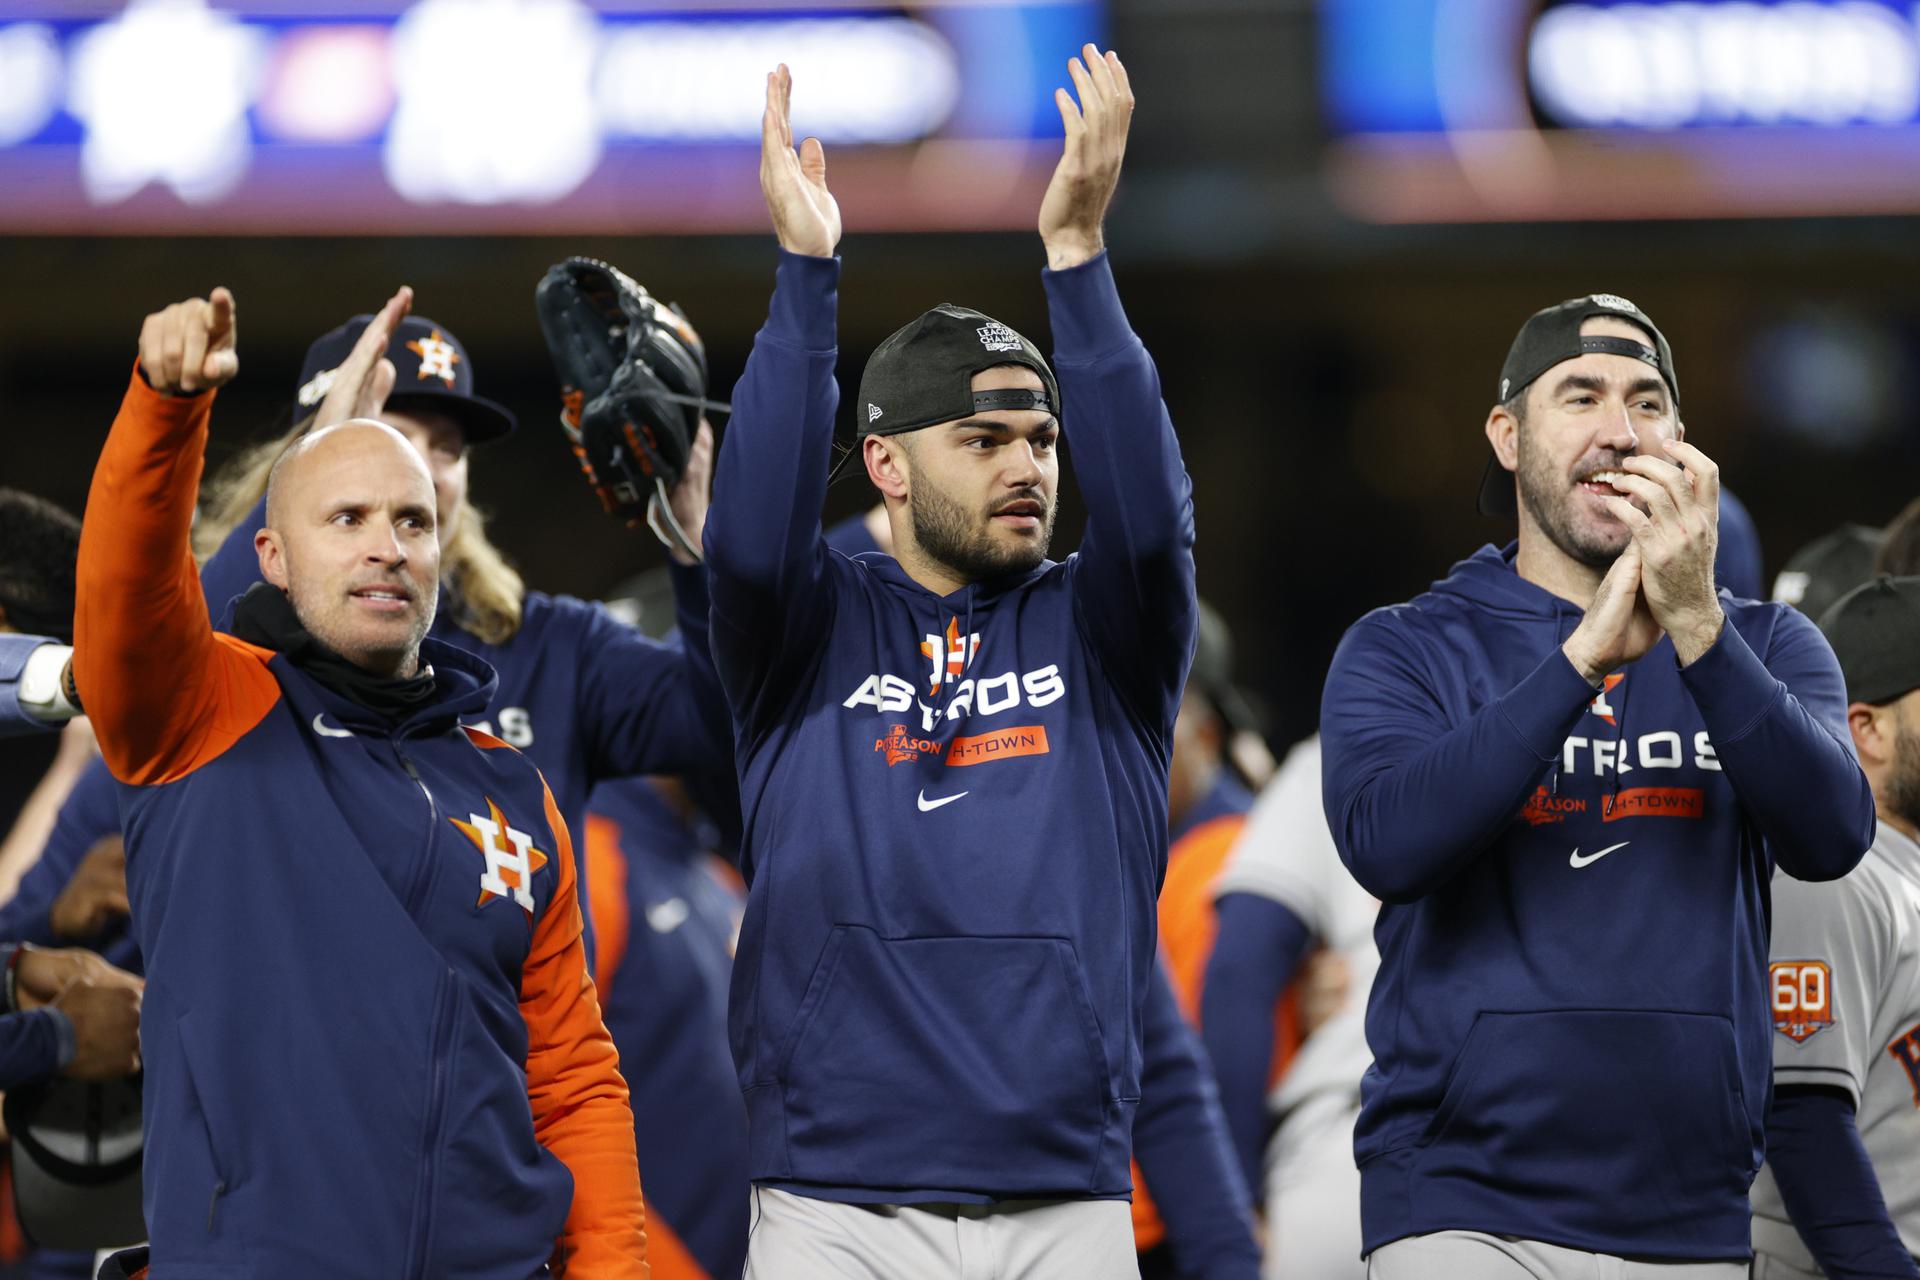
left=1368, top=1231, right=1747, bottom=1280
left=743, top=1185, right=1140, bottom=1279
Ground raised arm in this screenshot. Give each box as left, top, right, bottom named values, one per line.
left=703, top=65, right=843, bottom=715
left=74, top=291, right=282, bottom=787
left=1044, top=47, right=1197, bottom=724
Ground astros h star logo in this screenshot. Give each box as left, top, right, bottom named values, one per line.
left=920, top=616, right=981, bottom=696
left=407, top=329, right=462, bottom=386
left=450, top=797, right=549, bottom=916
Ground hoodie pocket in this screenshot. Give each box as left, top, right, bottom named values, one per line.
left=778, top=927, right=1113, bottom=1192
left=166, top=1010, right=243, bottom=1243
left=1418, top=1010, right=1754, bottom=1219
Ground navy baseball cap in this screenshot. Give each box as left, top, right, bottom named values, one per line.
left=1478, top=293, right=1680, bottom=517
left=830, top=304, right=1059, bottom=483
left=296, top=314, right=516, bottom=443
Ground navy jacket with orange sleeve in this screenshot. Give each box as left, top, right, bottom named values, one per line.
left=75, top=369, right=648, bottom=1279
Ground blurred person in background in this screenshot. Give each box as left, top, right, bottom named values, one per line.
left=0, top=491, right=83, bottom=741
left=0, top=491, right=92, bottom=905
left=1774, top=525, right=1883, bottom=622
left=0, top=943, right=140, bottom=1090
left=1323, top=293, right=1871, bottom=1277
left=585, top=566, right=751, bottom=1280
left=1873, top=497, right=1920, bottom=578
left=584, top=773, right=748, bottom=1280
left=818, top=518, right=1261, bottom=1280
left=75, top=286, right=647, bottom=1275
left=1133, top=599, right=1272, bottom=1278
left=1749, top=577, right=1920, bottom=1280
left=1204, top=732, right=1376, bottom=1280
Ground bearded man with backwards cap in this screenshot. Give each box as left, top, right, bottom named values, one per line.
left=1320, top=294, right=1874, bottom=1278
left=704, top=47, right=1197, bottom=1279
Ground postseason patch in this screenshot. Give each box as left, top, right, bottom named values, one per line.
left=1771, top=960, right=1835, bottom=1044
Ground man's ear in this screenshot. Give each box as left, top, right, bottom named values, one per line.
left=256, top=528, right=290, bottom=590
left=864, top=435, right=911, bottom=503
left=1485, top=402, right=1520, bottom=472
left=1848, top=702, right=1887, bottom=767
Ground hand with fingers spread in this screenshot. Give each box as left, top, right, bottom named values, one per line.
left=760, top=64, right=841, bottom=259
left=1039, top=43, right=1135, bottom=271
left=313, top=286, right=414, bottom=431
left=1562, top=542, right=1663, bottom=686
left=138, top=288, right=239, bottom=396
left=1600, top=439, right=1725, bottom=665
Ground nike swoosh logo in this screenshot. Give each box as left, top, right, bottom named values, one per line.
left=312, top=713, right=355, bottom=739
left=917, top=789, right=968, bottom=812
left=1569, top=841, right=1630, bottom=869
left=646, top=898, right=690, bottom=935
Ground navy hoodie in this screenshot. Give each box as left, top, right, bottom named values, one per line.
left=704, top=250, right=1197, bottom=1203
left=1320, top=543, right=1874, bottom=1259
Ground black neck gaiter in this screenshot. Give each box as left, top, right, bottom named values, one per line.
left=229, top=582, right=438, bottom=723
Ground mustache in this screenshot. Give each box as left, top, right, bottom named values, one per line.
left=987, top=490, right=1050, bottom=517
left=347, top=576, right=418, bottom=600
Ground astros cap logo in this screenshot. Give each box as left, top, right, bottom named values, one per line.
left=407, top=329, right=462, bottom=386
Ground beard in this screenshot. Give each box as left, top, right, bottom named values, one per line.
left=1516, top=431, right=1630, bottom=571
left=907, top=464, right=1056, bottom=584
left=1885, top=706, right=1920, bottom=835
left=286, top=563, right=435, bottom=677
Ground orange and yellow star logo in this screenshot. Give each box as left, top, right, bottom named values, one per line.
left=450, top=796, right=549, bottom=913
left=407, top=329, right=462, bottom=386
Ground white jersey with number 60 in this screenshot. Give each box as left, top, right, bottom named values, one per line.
left=1750, top=822, right=1920, bottom=1271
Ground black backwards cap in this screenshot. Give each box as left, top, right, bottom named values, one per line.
left=296, top=314, right=516, bottom=444
left=829, top=304, right=1060, bottom=483
left=1478, top=293, right=1681, bottom=517
left=1819, top=575, right=1920, bottom=706
left=1774, top=524, right=1884, bottom=623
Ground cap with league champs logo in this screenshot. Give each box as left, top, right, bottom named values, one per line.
left=295, top=313, right=517, bottom=444
left=1477, top=293, right=1681, bottom=517
left=829, top=303, right=1061, bottom=483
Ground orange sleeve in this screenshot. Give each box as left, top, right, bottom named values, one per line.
left=635, top=1203, right=710, bottom=1280
left=583, top=815, right=631, bottom=997
left=523, top=776, right=649, bottom=1279
left=73, top=364, right=279, bottom=786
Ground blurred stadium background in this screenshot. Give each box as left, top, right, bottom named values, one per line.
left=3, top=0, right=1918, bottom=800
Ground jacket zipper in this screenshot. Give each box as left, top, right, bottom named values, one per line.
left=402, top=972, right=458, bottom=1279
left=394, top=738, right=439, bottom=918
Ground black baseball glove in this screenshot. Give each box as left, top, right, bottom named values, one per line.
left=534, top=257, right=724, bottom=557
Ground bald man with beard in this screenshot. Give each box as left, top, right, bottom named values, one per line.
left=75, top=288, right=648, bottom=1279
